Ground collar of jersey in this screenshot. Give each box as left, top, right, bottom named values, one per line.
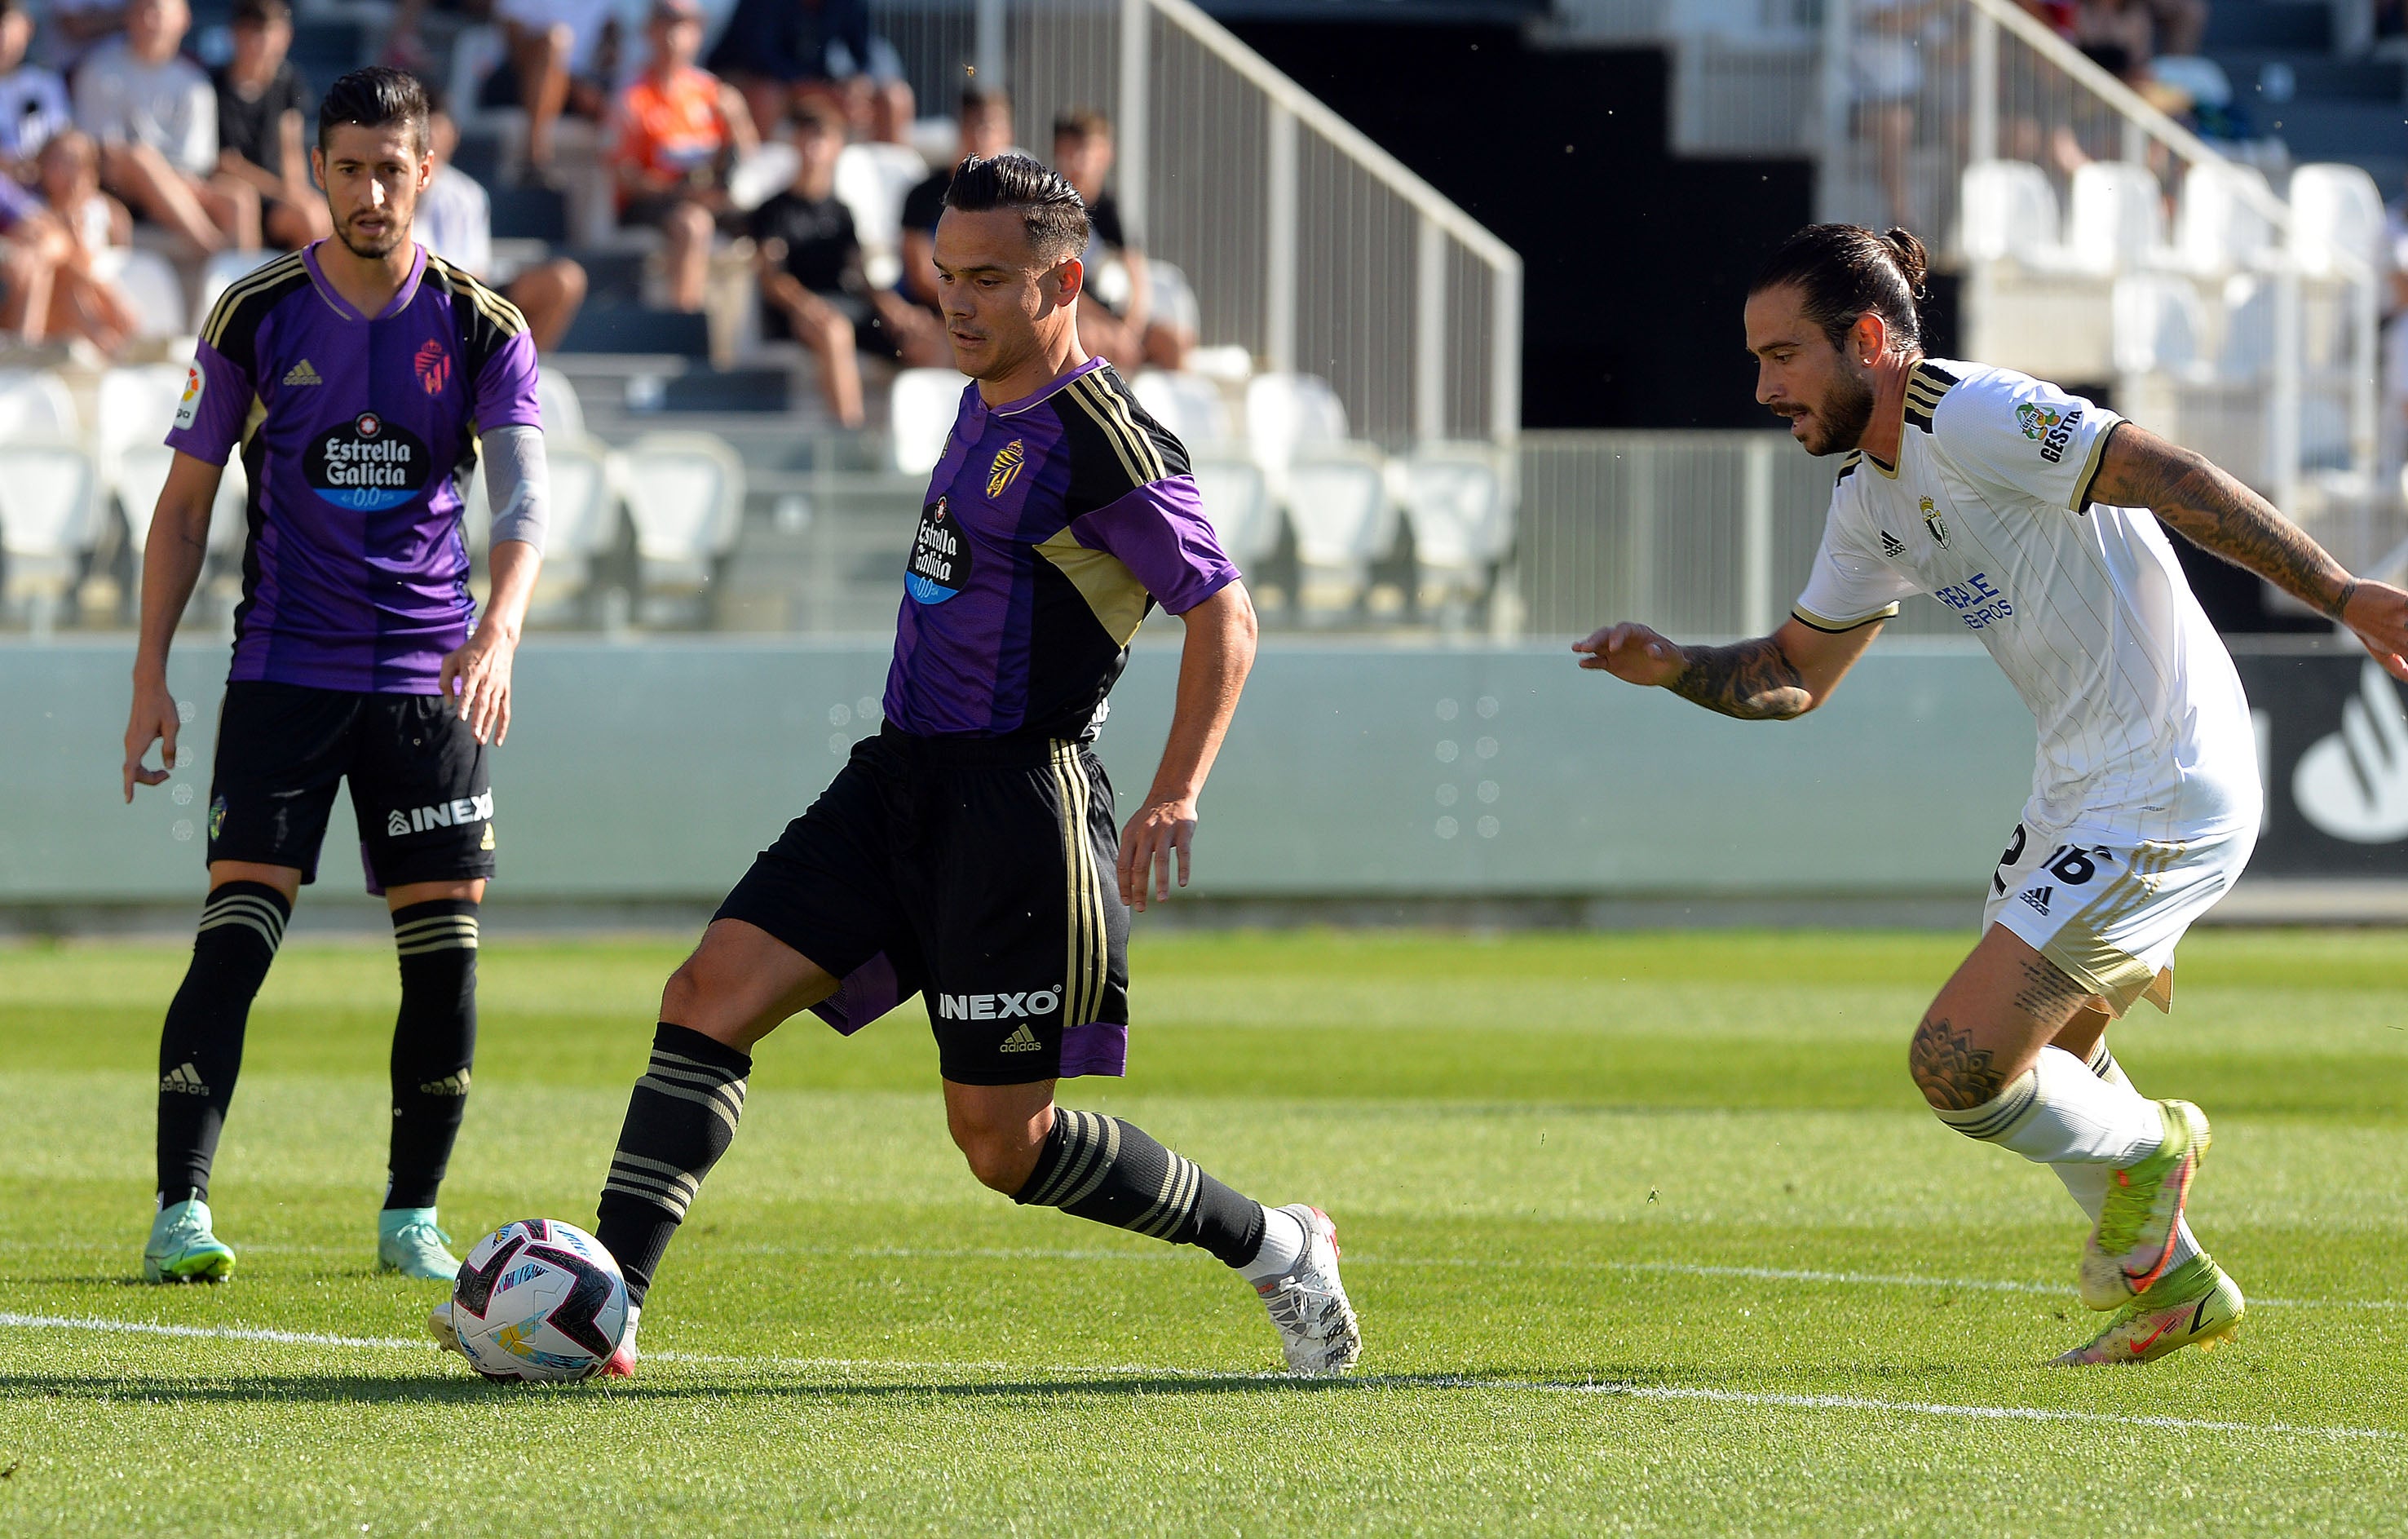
left=983, top=355, right=1109, bottom=418
left=301, top=237, right=429, bottom=323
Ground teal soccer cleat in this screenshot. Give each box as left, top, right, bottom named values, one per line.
left=143, top=1197, right=235, bottom=1283
left=378, top=1208, right=462, bottom=1280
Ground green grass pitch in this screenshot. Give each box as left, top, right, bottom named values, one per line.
left=2, top=928, right=2404, bottom=1534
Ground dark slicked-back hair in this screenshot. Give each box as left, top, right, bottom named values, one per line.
left=317, top=66, right=431, bottom=156
left=943, top=152, right=1089, bottom=266
left=1750, top=223, right=1929, bottom=355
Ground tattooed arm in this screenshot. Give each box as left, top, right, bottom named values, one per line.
left=2088, top=422, right=2408, bottom=679
left=1572, top=615, right=1883, bottom=721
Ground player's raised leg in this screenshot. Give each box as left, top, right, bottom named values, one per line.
left=144, top=860, right=298, bottom=1282
left=951, top=1081, right=1359, bottom=1374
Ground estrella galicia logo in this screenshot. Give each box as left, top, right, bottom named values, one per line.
left=905, top=495, right=973, bottom=604
left=308, top=411, right=431, bottom=511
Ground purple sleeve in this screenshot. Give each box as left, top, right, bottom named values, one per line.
left=1071, top=474, right=1240, bottom=614
left=161, top=340, right=250, bottom=463
left=474, top=325, right=543, bottom=432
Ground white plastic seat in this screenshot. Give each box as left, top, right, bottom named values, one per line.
left=0, top=369, right=81, bottom=440
left=834, top=141, right=928, bottom=256
left=1959, top=161, right=2067, bottom=269
left=536, top=366, right=587, bottom=444
left=617, top=431, right=745, bottom=593
left=889, top=368, right=970, bottom=475
left=464, top=437, right=617, bottom=613
left=2289, top=163, right=2385, bottom=279
left=196, top=248, right=278, bottom=320
left=1188, top=454, right=1276, bottom=566
left=2112, top=274, right=2207, bottom=378
left=0, top=442, right=99, bottom=606
left=2066, top=162, right=2170, bottom=276
left=94, top=247, right=189, bottom=338
left=1132, top=369, right=1232, bottom=449
left=1284, top=441, right=1393, bottom=613
left=1244, top=374, right=1349, bottom=475
left=2216, top=274, right=2276, bottom=380
left=2173, top=161, right=2275, bottom=276
left=727, top=140, right=800, bottom=214
left=1146, top=259, right=1202, bottom=338
left=1396, top=444, right=1512, bottom=601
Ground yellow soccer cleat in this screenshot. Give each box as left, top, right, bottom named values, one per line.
left=2080, top=1099, right=2211, bottom=1310
left=2052, top=1254, right=2243, bottom=1367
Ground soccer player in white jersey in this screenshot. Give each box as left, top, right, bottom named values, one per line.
left=1579, top=223, right=2408, bottom=1365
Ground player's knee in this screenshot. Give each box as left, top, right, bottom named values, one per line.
left=1908, top=1013, right=1997, bottom=1114
left=948, top=1117, right=1041, bottom=1194
left=658, top=955, right=741, bottom=1046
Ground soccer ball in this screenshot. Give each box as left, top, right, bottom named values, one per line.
left=448, top=1219, right=630, bottom=1382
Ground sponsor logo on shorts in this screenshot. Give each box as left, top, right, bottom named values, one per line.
left=282, top=358, right=323, bottom=387
left=310, top=411, right=431, bottom=511
left=937, top=988, right=1062, bottom=1023
left=905, top=495, right=973, bottom=604
left=987, top=439, right=1025, bottom=498
left=386, top=789, right=494, bottom=836
left=2020, top=884, right=2054, bottom=915
left=998, top=1023, right=1041, bottom=1053
left=173, top=363, right=205, bottom=429
left=414, top=338, right=451, bottom=396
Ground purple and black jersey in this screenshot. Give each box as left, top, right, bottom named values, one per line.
left=886, top=357, right=1238, bottom=739
left=167, top=242, right=542, bottom=693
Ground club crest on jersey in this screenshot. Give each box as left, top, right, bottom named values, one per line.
left=308, top=411, right=431, bottom=511
left=173, top=363, right=204, bottom=429
left=1920, top=496, right=1949, bottom=548
left=414, top=338, right=451, bottom=396
left=987, top=439, right=1025, bottom=498
left=905, top=495, right=973, bottom=604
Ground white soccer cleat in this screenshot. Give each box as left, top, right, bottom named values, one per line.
left=426, top=1298, right=463, bottom=1356
left=1254, top=1205, right=1361, bottom=1375
left=599, top=1304, right=640, bottom=1378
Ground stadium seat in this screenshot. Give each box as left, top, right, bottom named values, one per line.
left=94, top=364, right=189, bottom=464
left=2111, top=275, right=2207, bottom=379
left=2287, top=164, right=2385, bottom=280
left=1958, top=161, right=2068, bottom=270
left=1132, top=369, right=1233, bottom=449
left=556, top=303, right=710, bottom=356
left=537, top=367, right=587, bottom=444
left=2173, top=162, right=2276, bottom=276
left=94, top=248, right=189, bottom=338
left=727, top=141, right=799, bottom=213
left=2065, top=163, right=2171, bottom=276
left=889, top=368, right=970, bottom=475
left=1284, top=442, right=1394, bottom=616
left=1147, top=259, right=1203, bottom=339
left=1394, top=444, right=1513, bottom=608
left=1244, top=374, right=1349, bottom=473
left=1188, top=453, right=1278, bottom=566
left=0, top=369, right=81, bottom=440
left=464, top=437, right=620, bottom=620
left=835, top=141, right=928, bottom=292
left=618, top=431, right=746, bottom=608
left=2216, top=274, right=2276, bottom=380
left=0, top=441, right=99, bottom=619
left=196, top=248, right=278, bottom=320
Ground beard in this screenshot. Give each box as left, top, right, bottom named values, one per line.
left=1798, top=362, right=1877, bottom=456
left=335, top=211, right=407, bottom=260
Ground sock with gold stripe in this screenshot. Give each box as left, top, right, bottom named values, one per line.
left=154, top=880, right=290, bottom=1203
left=384, top=900, right=479, bottom=1210
left=594, top=1024, right=752, bottom=1306
left=1013, top=1109, right=1267, bottom=1268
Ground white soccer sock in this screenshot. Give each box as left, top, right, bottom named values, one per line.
left=2054, top=1043, right=2202, bottom=1268
left=1237, top=1204, right=1306, bottom=1284
left=1934, top=1045, right=2165, bottom=1165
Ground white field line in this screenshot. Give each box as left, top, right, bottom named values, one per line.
left=0, top=1310, right=2394, bottom=1442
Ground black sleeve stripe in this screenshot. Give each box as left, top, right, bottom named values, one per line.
left=201, top=251, right=310, bottom=352
left=1064, top=377, right=1157, bottom=487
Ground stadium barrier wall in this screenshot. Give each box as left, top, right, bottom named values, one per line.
left=6, top=638, right=2400, bottom=924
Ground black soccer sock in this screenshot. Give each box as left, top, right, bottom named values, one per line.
left=384, top=900, right=480, bottom=1210
left=1014, top=1109, right=1267, bottom=1268
left=594, top=1024, right=751, bottom=1307
left=155, top=882, right=289, bottom=1204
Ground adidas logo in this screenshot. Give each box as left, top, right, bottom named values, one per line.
left=160, top=1062, right=210, bottom=1095
left=2020, top=885, right=2054, bottom=916
left=282, top=358, right=323, bottom=387
left=418, top=1071, right=472, bottom=1096
left=1880, top=530, right=1907, bottom=559
left=997, top=1023, right=1042, bottom=1053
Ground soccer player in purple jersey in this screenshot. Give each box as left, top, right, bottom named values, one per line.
left=432, top=153, right=1361, bottom=1378
left=119, top=68, right=550, bottom=1285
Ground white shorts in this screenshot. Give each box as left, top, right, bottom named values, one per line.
left=1982, top=811, right=2259, bottom=1016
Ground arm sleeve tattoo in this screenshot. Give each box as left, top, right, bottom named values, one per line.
left=2090, top=423, right=2357, bottom=621
left=1668, top=637, right=1814, bottom=721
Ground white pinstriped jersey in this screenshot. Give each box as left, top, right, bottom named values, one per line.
left=1793, top=358, right=2258, bottom=837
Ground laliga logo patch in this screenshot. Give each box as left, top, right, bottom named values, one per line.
left=414, top=338, right=451, bottom=396
left=987, top=439, right=1025, bottom=498
left=905, top=495, right=973, bottom=604
left=2016, top=401, right=2061, bottom=442
left=173, top=363, right=205, bottom=430
left=308, top=410, right=431, bottom=511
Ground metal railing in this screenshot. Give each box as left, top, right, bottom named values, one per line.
left=872, top=0, right=1522, bottom=449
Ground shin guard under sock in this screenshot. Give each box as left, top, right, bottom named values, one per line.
left=384, top=900, right=479, bottom=1210
left=1013, top=1109, right=1267, bottom=1267
left=155, top=882, right=289, bottom=1202
left=594, top=1024, right=751, bottom=1306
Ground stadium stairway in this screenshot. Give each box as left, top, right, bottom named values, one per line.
left=2206, top=0, right=2408, bottom=195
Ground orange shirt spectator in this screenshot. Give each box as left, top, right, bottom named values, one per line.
left=609, top=62, right=730, bottom=200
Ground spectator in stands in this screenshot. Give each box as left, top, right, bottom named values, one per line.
left=418, top=97, right=589, bottom=353
left=39, top=0, right=126, bottom=74
left=1049, top=107, right=1155, bottom=370
left=211, top=0, right=329, bottom=250
left=898, top=88, right=1011, bottom=307
left=73, top=0, right=260, bottom=252
left=2145, top=0, right=2205, bottom=58
left=751, top=99, right=941, bottom=427
left=0, top=0, right=70, bottom=172
left=1851, top=0, right=1941, bottom=230
left=708, top=0, right=912, bottom=152
left=2074, top=0, right=2156, bottom=81
left=39, top=126, right=130, bottom=256
left=489, top=0, right=621, bottom=176
left=608, top=0, right=756, bottom=315
left=0, top=130, right=140, bottom=352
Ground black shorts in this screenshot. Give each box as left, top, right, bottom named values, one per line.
left=206, top=681, right=496, bottom=892
left=716, top=726, right=1130, bottom=1086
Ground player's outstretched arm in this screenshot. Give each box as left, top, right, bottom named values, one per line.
left=2091, top=422, right=2408, bottom=680
left=1118, top=581, right=1257, bottom=912
left=1572, top=615, right=1881, bottom=721
left=122, top=451, right=225, bottom=802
